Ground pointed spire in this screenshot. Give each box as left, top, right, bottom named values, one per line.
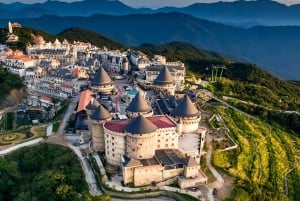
left=154, top=66, right=174, bottom=85
left=186, top=156, right=198, bottom=167
left=172, top=95, right=199, bottom=117
left=125, top=115, right=157, bottom=134
left=91, top=66, right=112, bottom=86
left=90, top=104, right=112, bottom=121
left=126, top=92, right=152, bottom=113
left=86, top=98, right=100, bottom=111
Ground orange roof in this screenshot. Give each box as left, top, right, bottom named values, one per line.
left=39, top=96, right=52, bottom=102
left=77, top=89, right=93, bottom=112
left=61, top=84, right=73, bottom=89
left=7, top=55, right=32, bottom=62
left=72, top=67, right=84, bottom=76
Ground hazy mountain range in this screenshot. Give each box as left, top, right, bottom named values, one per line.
left=1, top=0, right=300, bottom=80
left=2, top=0, right=300, bottom=27
left=1, top=12, right=299, bottom=80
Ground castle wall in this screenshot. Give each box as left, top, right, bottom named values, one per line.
left=133, top=165, right=163, bottom=186
left=126, top=132, right=156, bottom=159
left=155, top=127, right=178, bottom=150
left=91, top=120, right=105, bottom=151
left=104, top=128, right=126, bottom=166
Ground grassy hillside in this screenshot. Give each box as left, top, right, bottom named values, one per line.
left=213, top=107, right=300, bottom=201
left=137, top=42, right=300, bottom=134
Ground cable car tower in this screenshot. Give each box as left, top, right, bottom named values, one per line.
left=211, top=65, right=227, bottom=82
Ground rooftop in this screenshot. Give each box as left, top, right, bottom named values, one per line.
left=77, top=89, right=93, bottom=112
left=125, top=115, right=158, bottom=134
left=91, top=66, right=112, bottom=86
left=171, top=95, right=199, bottom=117
left=90, top=104, right=112, bottom=121
left=154, top=66, right=174, bottom=85
left=104, top=115, right=177, bottom=133
left=126, top=92, right=152, bottom=113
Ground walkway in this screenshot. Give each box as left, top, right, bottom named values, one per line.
left=0, top=138, right=43, bottom=155
left=69, top=145, right=101, bottom=196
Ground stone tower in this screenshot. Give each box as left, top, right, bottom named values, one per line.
left=153, top=66, right=176, bottom=96
left=125, top=115, right=158, bottom=159
left=90, top=104, right=112, bottom=151
left=125, top=92, right=153, bottom=118
left=91, top=66, right=114, bottom=94
left=171, top=95, right=201, bottom=134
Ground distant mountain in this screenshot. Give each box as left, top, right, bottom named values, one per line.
left=2, top=0, right=300, bottom=27
left=0, top=0, right=152, bottom=18
left=1, top=13, right=299, bottom=80
left=158, top=0, right=300, bottom=27
left=58, top=27, right=125, bottom=50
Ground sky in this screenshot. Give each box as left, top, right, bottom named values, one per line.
left=0, top=0, right=299, bottom=9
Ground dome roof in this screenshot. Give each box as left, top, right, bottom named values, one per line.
left=91, top=66, right=112, bottom=86
left=126, top=92, right=152, bottom=113
left=90, top=104, right=112, bottom=121
left=86, top=98, right=100, bottom=111
left=125, top=115, right=157, bottom=134
left=154, top=66, right=174, bottom=85
left=171, top=95, right=199, bottom=117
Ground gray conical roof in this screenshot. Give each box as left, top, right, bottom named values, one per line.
left=126, top=92, right=152, bottom=113
left=154, top=66, right=174, bottom=85
left=86, top=98, right=100, bottom=111
left=91, top=66, right=112, bottom=86
left=171, top=95, right=199, bottom=117
left=90, top=104, right=112, bottom=121
left=125, top=115, right=157, bottom=134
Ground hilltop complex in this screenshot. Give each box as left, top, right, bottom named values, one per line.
left=0, top=31, right=207, bottom=189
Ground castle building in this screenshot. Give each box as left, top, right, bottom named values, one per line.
left=145, top=65, right=185, bottom=90
left=125, top=92, right=153, bottom=118
left=90, top=66, right=114, bottom=94
left=171, top=95, right=201, bottom=134
left=90, top=104, right=112, bottom=151
left=153, top=66, right=176, bottom=96
left=103, top=115, right=178, bottom=166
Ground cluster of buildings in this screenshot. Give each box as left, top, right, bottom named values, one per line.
left=76, top=64, right=207, bottom=189
left=1, top=25, right=208, bottom=189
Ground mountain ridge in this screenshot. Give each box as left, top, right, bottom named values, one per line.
left=1, top=13, right=299, bottom=80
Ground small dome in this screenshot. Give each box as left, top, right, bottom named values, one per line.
left=126, top=92, right=152, bottom=113
left=90, top=104, right=112, bottom=121
left=91, top=66, right=112, bottom=86
left=86, top=98, right=99, bottom=111
left=125, top=115, right=157, bottom=134
left=171, top=95, right=199, bottom=117
left=154, top=66, right=174, bottom=85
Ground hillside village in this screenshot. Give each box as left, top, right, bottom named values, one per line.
left=0, top=18, right=298, bottom=200
left=0, top=22, right=229, bottom=199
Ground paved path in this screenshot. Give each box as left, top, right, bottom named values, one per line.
left=0, top=138, right=43, bottom=155
left=69, top=145, right=101, bottom=196
left=46, top=122, right=53, bottom=136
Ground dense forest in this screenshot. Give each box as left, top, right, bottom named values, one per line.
left=0, top=143, right=95, bottom=201
left=57, top=27, right=125, bottom=50
left=0, top=68, right=23, bottom=100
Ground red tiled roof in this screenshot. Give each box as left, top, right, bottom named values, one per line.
left=77, top=89, right=93, bottom=112
left=104, top=115, right=176, bottom=133
left=61, top=84, right=73, bottom=89
left=7, top=55, right=32, bottom=62
left=39, top=96, right=52, bottom=102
